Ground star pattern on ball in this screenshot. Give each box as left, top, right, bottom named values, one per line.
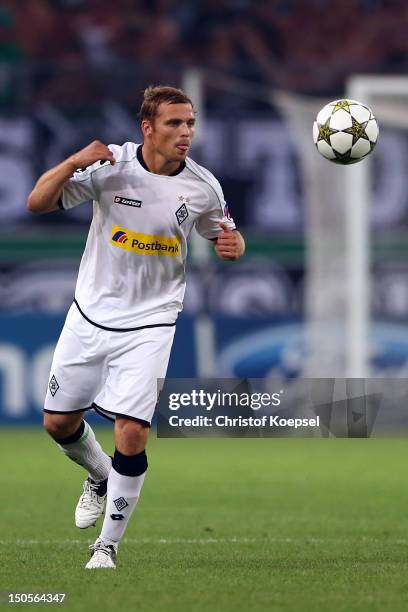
left=317, top=119, right=338, bottom=146
left=344, top=117, right=369, bottom=145
left=314, top=99, right=378, bottom=164
left=333, top=150, right=353, bottom=163
left=332, top=149, right=368, bottom=165
left=331, top=100, right=353, bottom=114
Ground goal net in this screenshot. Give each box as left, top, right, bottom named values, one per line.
left=182, top=70, right=408, bottom=379
left=278, top=76, right=408, bottom=377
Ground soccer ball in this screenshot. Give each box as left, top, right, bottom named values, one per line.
left=313, top=99, right=379, bottom=164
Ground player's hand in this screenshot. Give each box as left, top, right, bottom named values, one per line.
left=214, top=223, right=245, bottom=261
left=69, top=140, right=116, bottom=171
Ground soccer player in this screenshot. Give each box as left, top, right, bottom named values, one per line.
left=27, top=85, right=245, bottom=569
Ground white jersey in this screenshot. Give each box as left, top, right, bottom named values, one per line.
left=60, top=142, right=235, bottom=330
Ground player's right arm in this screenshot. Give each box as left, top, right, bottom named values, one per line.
left=27, top=140, right=115, bottom=214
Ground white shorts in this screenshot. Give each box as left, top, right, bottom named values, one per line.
left=44, top=303, right=176, bottom=425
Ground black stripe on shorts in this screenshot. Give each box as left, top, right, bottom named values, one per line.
left=74, top=299, right=176, bottom=333
left=92, top=402, right=151, bottom=427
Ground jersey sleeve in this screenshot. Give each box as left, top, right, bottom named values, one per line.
left=195, top=180, right=236, bottom=240
left=60, top=164, right=99, bottom=210
left=59, top=142, right=122, bottom=210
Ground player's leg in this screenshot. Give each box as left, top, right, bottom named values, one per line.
left=44, top=411, right=111, bottom=482
left=44, top=411, right=112, bottom=529
left=86, top=325, right=175, bottom=569
left=44, top=305, right=112, bottom=527
left=43, top=411, right=112, bottom=527
left=86, top=418, right=149, bottom=569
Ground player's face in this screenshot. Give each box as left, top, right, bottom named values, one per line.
left=149, top=103, right=196, bottom=161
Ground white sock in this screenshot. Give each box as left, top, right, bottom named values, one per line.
left=57, top=421, right=111, bottom=482
left=99, top=467, right=146, bottom=546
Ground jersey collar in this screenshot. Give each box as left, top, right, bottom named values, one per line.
left=137, top=145, right=186, bottom=177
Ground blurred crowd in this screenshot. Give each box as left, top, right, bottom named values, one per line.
left=0, top=0, right=407, bottom=109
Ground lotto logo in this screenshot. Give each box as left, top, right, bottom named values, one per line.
left=114, top=196, right=142, bottom=208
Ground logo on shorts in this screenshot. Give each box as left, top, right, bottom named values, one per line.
left=113, top=497, right=128, bottom=511
left=114, top=196, right=142, bottom=208
left=176, top=196, right=189, bottom=225
left=110, top=225, right=180, bottom=257
left=49, top=375, right=59, bottom=397
left=112, top=230, right=129, bottom=244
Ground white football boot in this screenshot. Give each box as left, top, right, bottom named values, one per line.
left=75, top=477, right=107, bottom=529
left=85, top=538, right=117, bottom=569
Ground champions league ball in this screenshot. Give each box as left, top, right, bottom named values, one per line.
left=313, top=99, right=379, bottom=164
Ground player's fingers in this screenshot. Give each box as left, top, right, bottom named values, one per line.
left=217, top=235, right=237, bottom=246
left=216, top=246, right=236, bottom=257
left=99, top=151, right=116, bottom=166
left=103, top=148, right=116, bottom=165
left=216, top=237, right=236, bottom=247
left=218, top=233, right=236, bottom=241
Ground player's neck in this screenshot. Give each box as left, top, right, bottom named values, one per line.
left=140, top=144, right=182, bottom=176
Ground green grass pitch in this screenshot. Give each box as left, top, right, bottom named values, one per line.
left=1, top=427, right=408, bottom=611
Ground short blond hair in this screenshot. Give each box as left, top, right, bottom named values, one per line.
left=139, top=85, right=193, bottom=123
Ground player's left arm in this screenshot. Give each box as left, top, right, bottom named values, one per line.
left=214, top=223, right=245, bottom=261
left=193, top=172, right=244, bottom=260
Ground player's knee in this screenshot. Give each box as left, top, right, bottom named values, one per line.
left=43, top=412, right=82, bottom=440
left=115, top=417, right=147, bottom=437
left=115, top=417, right=149, bottom=454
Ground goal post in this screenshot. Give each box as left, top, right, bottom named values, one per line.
left=181, top=67, right=408, bottom=379
left=345, top=76, right=408, bottom=377
left=277, top=76, right=408, bottom=378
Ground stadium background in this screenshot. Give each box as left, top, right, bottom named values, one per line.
left=2, top=2, right=408, bottom=611
left=2, top=0, right=408, bottom=424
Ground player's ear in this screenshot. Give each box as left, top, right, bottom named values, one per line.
left=141, top=119, right=153, bottom=138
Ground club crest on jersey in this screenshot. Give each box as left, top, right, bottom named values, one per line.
left=176, top=196, right=190, bottom=225
left=114, top=196, right=142, bottom=208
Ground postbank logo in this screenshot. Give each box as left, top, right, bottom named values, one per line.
left=112, top=230, right=128, bottom=244
left=110, top=225, right=180, bottom=257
